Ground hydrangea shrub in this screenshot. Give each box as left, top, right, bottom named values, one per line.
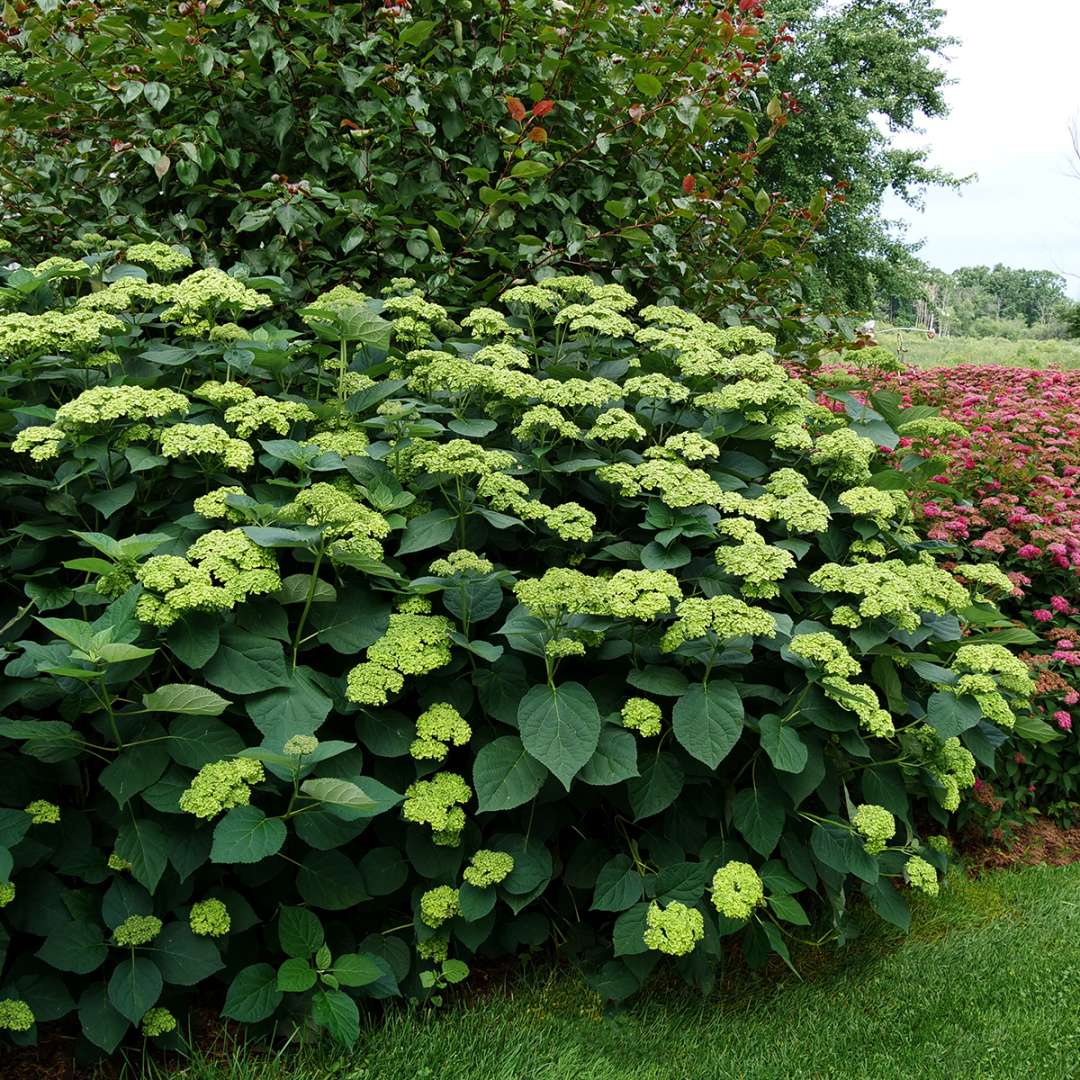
left=0, top=253, right=1029, bottom=1052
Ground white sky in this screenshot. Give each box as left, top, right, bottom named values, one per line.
left=881, top=0, right=1080, bottom=296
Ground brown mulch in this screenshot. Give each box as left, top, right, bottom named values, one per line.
left=959, top=816, right=1080, bottom=874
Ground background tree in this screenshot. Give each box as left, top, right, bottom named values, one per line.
left=759, top=0, right=962, bottom=311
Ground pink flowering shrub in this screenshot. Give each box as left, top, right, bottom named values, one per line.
left=821, top=364, right=1080, bottom=835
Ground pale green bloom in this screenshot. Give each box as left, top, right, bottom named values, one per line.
left=162, top=268, right=272, bottom=325
left=284, top=735, right=319, bottom=757
left=661, top=596, right=776, bottom=653
left=462, top=850, right=515, bottom=888
left=587, top=408, right=647, bottom=443
left=55, top=385, right=189, bottom=430
left=428, top=550, right=494, bottom=576
left=189, top=898, right=231, bottom=937
left=897, top=417, right=967, bottom=440
left=852, top=804, right=895, bottom=855
left=107, top=853, right=133, bottom=872
left=25, top=800, right=60, bottom=825
left=788, top=632, right=861, bottom=678
left=410, top=703, right=471, bottom=762
left=303, top=427, right=370, bottom=458
left=0, top=308, right=124, bottom=360
left=346, top=614, right=452, bottom=706
left=821, top=676, right=895, bottom=738
left=125, top=241, right=193, bottom=275
left=193, top=380, right=257, bottom=408
left=141, top=1007, right=178, bottom=1037
left=622, top=698, right=662, bottom=737
left=838, top=486, right=908, bottom=526
left=905, top=855, right=939, bottom=896
left=11, top=425, right=64, bottom=462
left=224, top=396, right=316, bottom=438
left=461, top=307, right=515, bottom=339
left=544, top=502, right=596, bottom=542
left=647, top=432, right=720, bottom=463
left=0, top=882, right=14, bottom=907
left=416, top=935, right=449, bottom=961
left=953, top=563, right=1015, bottom=599
left=178, top=759, right=265, bottom=820
left=643, top=901, right=704, bottom=956
left=0, top=1000, right=34, bottom=1032
left=810, top=428, right=877, bottom=484
left=711, top=862, right=764, bottom=921
left=513, top=405, right=582, bottom=442
left=402, top=773, right=471, bottom=846
left=113, top=914, right=163, bottom=947
left=926, top=834, right=951, bottom=854
left=159, top=422, right=254, bottom=471
left=545, top=637, right=586, bottom=659
left=420, top=886, right=460, bottom=928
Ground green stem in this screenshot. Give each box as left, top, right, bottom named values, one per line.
left=291, top=547, right=325, bottom=670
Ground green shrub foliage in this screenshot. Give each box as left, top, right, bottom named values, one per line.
left=0, top=252, right=1030, bottom=1050
left=0, top=0, right=838, bottom=342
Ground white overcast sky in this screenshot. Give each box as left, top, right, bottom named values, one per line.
left=881, top=0, right=1080, bottom=295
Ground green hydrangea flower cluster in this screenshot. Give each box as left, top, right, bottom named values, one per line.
left=515, top=568, right=682, bottom=622
left=0, top=1000, right=34, bottom=1032
left=113, top=914, right=163, bottom=946
left=821, top=675, right=895, bottom=738
left=194, top=380, right=257, bottom=408
left=838, top=486, right=908, bottom=527
left=621, top=698, right=662, bottom=737
left=809, top=558, right=970, bottom=632
left=953, top=563, right=1016, bottom=599
left=810, top=429, right=878, bottom=483
left=597, top=459, right=725, bottom=509
left=0, top=882, right=14, bottom=907
left=11, top=425, right=65, bottom=462
left=159, top=422, right=254, bottom=471
left=402, top=772, right=472, bottom=846
left=178, top=759, right=265, bottom=820
left=303, top=427, right=370, bottom=458
left=161, top=268, right=273, bottom=326
left=346, top=613, right=453, bottom=706
left=0, top=308, right=124, bottom=360
left=281, top=482, right=391, bottom=562
left=897, top=416, right=968, bottom=441
left=192, top=485, right=247, bottom=522
left=462, top=850, right=515, bottom=887
left=25, top=800, right=60, bottom=824
left=125, top=242, right=193, bottom=274
left=284, top=735, right=319, bottom=757
left=56, top=386, right=190, bottom=433
left=419, top=885, right=460, bottom=928
left=914, top=728, right=976, bottom=811
left=34, top=256, right=89, bottom=279
left=141, top=1007, right=178, bottom=1037
left=905, top=855, right=939, bottom=896
left=660, top=596, right=777, bottom=653
left=136, top=529, right=281, bottom=627
left=76, top=277, right=174, bottom=313
left=513, top=405, right=582, bottom=442
left=189, top=898, right=231, bottom=937
left=223, top=396, right=316, bottom=438
left=852, top=804, right=896, bottom=854
left=714, top=526, right=796, bottom=599
left=788, top=632, right=862, bottom=677
left=298, top=284, right=370, bottom=336
left=107, top=853, right=133, bottom=872
left=460, top=307, right=514, bottom=338
left=587, top=408, right=646, bottom=443
left=711, top=862, right=764, bottom=921
left=643, top=901, right=704, bottom=956
left=410, top=703, right=472, bottom=762
left=383, top=293, right=451, bottom=347
left=428, top=550, right=494, bottom=576
left=416, top=936, right=449, bottom=962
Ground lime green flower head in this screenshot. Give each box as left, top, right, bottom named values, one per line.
left=224, top=396, right=316, bottom=439
left=178, top=758, right=265, bottom=820
left=159, top=422, right=254, bottom=472
left=545, top=637, right=586, bottom=659
left=410, top=703, right=471, bottom=762
left=643, top=901, right=704, bottom=957
left=55, top=385, right=189, bottom=431
left=420, top=885, right=460, bottom=928
left=189, top=898, right=231, bottom=938
left=926, top=834, right=951, bottom=854
left=162, top=268, right=272, bottom=324
left=711, top=861, right=764, bottom=921
left=125, top=241, right=193, bottom=275
left=192, top=485, right=247, bottom=522
left=461, top=306, right=514, bottom=339
left=0, top=882, right=14, bottom=907
left=622, top=698, right=662, bottom=737
left=428, top=550, right=494, bottom=577
left=403, top=772, right=471, bottom=846
left=107, top=853, right=133, bottom=872
left=810, top=428, right=877, bottom=483
left=113, top=914, right=163, bottom=946
left=283, top=735, right=319, bottom=757
left=462, top=850, right=515, bottom=888
left=11, top=425, right=65, bottom=462
left=0, top=1000, right=35, bottom=1032
left=852, top=804, right=896, bottom=855
left=788, top=632, right=861, bottom=678
left=905, top=855, right=939, bottom=896
left=588, top=408, right=647, bottom=443
left=397, top=596, right=433, bottom=615
left=141, top=1007, right=178, bottom=1037
left=193, top=379, right=257, bottom=408
left=25, top=800, right=60, bottom=825
left=416, top=936, right=449, bottom=962
left=363, top=613, right=453, bottom=680
left=544, top=502, right=596, bottom=543
left=660, top=595, right=777, bottom=653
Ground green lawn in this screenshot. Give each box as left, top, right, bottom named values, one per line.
left=138, top=863, right=1080, bottom=1080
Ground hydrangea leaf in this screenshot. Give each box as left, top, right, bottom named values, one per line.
left=222, top=963, right=282, bottom=1023
left=210, top=807, right=287, bottom=865
left=672, top=682, right=744, bottom=769
left=107, top=955, right=162, bottom=1023
left=517, top=683, right=601, bottom=791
